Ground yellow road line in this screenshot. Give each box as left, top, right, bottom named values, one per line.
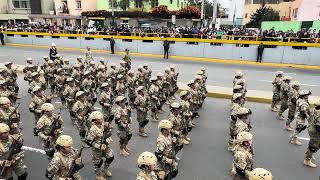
left=6, top=43, right=320, bottom=70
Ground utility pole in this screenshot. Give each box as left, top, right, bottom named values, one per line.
left=212, top=0, right=217, bottom=28
left=111, top=0, right=115, bottom=27
left=201, top=0, right=205, bottom=26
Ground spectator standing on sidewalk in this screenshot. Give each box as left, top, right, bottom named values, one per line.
left=110, top=37, right=115, bottom=54
left=163, top=40, right=170, bottom=59
left=257, top=42, right=264, bottom=63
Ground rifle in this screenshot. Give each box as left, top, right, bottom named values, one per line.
left=67, top=147, right=85, bottom=178
left=8, top=103, right=21, bottom=127
left=100, top=124, right=112, bottom=155
left=0, top=137, right=22, bottom=176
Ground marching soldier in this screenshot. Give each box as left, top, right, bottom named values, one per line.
left=114, top=96, right=132, bottom=156
left=248, top=168, right=272, bottom=180
left=71, top=91, right=93, bottom=138
left=46, top=135, right=84, bottom=180
left=47, top=60, right=56, bottom=94
left=135, top=86, right=149, bottom=137
left=200, top=67, right=207, bottom=83
left=115, top=75, right=126, bottom=96
left=142, top=64, right=151, bottom=88
left=82, top=71, right=97, bottom=104
left=163, top=68, right=172, bottom=105
left=99, top=83, right=113, bottom=121
left=87, top=61, right=97, bottom=75
left=277, top=76, right=292, bottom=120
left=34, top=103, right=63, bottom=158
left=149, top=77, right=160, bottom=121
left=285, top=81, right=300, bottom=131
left=137, top=151, right=165, bottom=180
left=156, top=73, right=165, bottom=111
left=72, top=63, right=83, bottom=87
left=290, top=90, right=311, bottom=145
left=123, top=49, right=131, bottom=69
left=169, top=102, right=189, bottom=146
left=126, top=70, right=136, bottom=105
left=231, top=131, right=254, bottom=180
left=0, top=97, right=21, bottom=136
left=303, top=100, right=320, bottom=168
left=97, top=64, right=108, bottom=87
left=4, top=62, right=18, bottom=93
left=229, top=93, right=244, bottom=151
left=233, top=70, right=245, bottom=87
left=0, top=123, right=28, bottom=180
left=0, top=80, right=17, bottom=103
left=85, top=111, right=114, bottom=179
left=169, top=65, right=178, bottom=98
left=62, top=59, right=72, bottom=77
left=62, top=78, right=78, bottom=109
left=28, top=72, right=46, bottom=94
left=76, top=56, right=85, bottom=71
left=84, top=47, right=93, bottom=65
left=155, top=120, right=179, bottom=180
left=271, top=71, right=284, bottom=112
left=118, top=61, right=128, bottom=77
left=187, top=80, right=200, bottom=118
left=136, top=67, right=144, bottom=87
left=180, top=90, right=194, bottom=128
left=29, top=86, right=52, bottom=123
left=42, top=56, right=50, bottom=86
left=107, top=64, right=117, bottom=91
left=23, top=58, right=35, bottom=83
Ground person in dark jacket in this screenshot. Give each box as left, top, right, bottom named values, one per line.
left=0, top=31, right=4, bottom=45
left=110, top=37, right=115, bottom=54
left=163, top=40, right=170, bottom=59
left=257, top=43, right=264, bottom=63
left=49, top=43, right=58, bottom=60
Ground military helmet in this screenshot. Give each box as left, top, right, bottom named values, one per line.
left=101, top=83, right=109, bottom=88
left=150, top=76, right=157, bottom=82
left=195, top=75, right=202, bottom=80
left=232, top=93, right=243, bottom=101
left=291, top=81, right=301, bottom=87
left=115, top=96, right=126, bottom=103
left=31, top=72, right=39, bottom=77
left=27, top=57, right=33, bottom=62
left=187, top=80, right=194, bottom=86
left=0, top=80, right=5, bottom=85
left=110, top=63, right=116, bottom=68
left=128, top=70, right=134, bottom=74
left=157, top=72, right=163, bottom=77
left=299, top=90, right=311, bottom=96
left=63, top=59, right=69, bottom=62
left=56, top=68, right=63, bottom=73
left=200, top=67, right=206, bottom=71
left=77, top=56, right=82, bottom=60
left=138, top=151, right=157, bottom=166
left=75, top=91, right=85, bottom=98
left=237, top=131, right=253, bottom=142
left=235, top=70, right=244, bottom=77
left=66, top=77, right=74, bottom=82
left=136, top=86, right=144, bottom=92
left=233, top=85, right=242, bottom=90
left=84, top=71, right=90, bottom=76
left=56, top=135, right=73, bottom=147
left=197, top=70, right=204, bottom=75
left=41, top=103, right=54, bottom=112
left=0, top=97, right=10, bottom=105
left=143, top=63, right=149, bottom=67
left=117, top=74, right=124, bottom=79
left=98, top=65, right=105, bottom=70
left=236, top=107, right=251, bottom=115
left=275, top=71, right=284, bottom=76
left=4, top=62, right=12, bottom=66
left=48, top=60, right=54, bottom=64
left=32, top=86, right=42, bottom=93
left=158, top=120, right=173, bottom=130
left=248, top=168, right=272, bottom=180
left=180, top=90, right=188, bottom=97
left=0, top=123, right=10, bottom=133
left=170, top=102, right=181, bottom=109
left=236, top=79, right=246, bottom=85
left=89, top=111, right=104, bottom=121
left=314, top=99, right=320, bottom=106
left=90, top=61, right=95, bottom=65
left=283, top=76, right=292, bottom=81
left=43, top=56, right=49, bottom=59
left=120, top=61, right=126, bottom=65
left=56, top=54, right=61, bottom=58
left=74, top=63, right=81, bottom=68
left=165, top=67, right=170, bottom=72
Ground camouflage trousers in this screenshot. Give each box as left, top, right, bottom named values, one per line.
left=287, top=104, right=296, bottom=124
left=278, top=100, right=288, bottom=115
left=305, top=136, right=320, bottom=159
left=271, top=92, right=281, bottom=108
left=0, top=159, right=27, bottom=179
left=137, top=109, right=148, bottom=128
left=92, top=148, right=114, bottom=176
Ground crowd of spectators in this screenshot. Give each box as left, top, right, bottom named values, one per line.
left=1, top=22, right=320, bottom=43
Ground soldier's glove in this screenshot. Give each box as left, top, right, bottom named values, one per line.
left=75, top=158, right=82, bottom=165
left=165, top=158, right=173, bottom=165
left=100, top=144, right=107, bottom=150
left=106, top=137, right=113, bottom=144
left=4, top=160, right=12, bottom=167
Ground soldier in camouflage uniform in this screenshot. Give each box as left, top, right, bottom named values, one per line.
left=86, top=111, right=114, bottom=179
left=29, top=86, right=52, bottom=123
left=99, top=83, right=113, bottom=121
left=0, top=123, right=28, bottom=180
left=200, top=67, right=207, bottom=83
left=118, top=61, right=128, bottom=77
left=87, top=61, right=97, bottom=75
left=114, top=96, right=132, bottom=156
left=28, top=72, right=46, bottom=94
left=271, top=71, right=284, bottom=112
left=229, top=93, right=245, bottom=151
left=42, top=56, right=50, bottom=86
left=4, top=62, right=19, bottom=94
left=62, top=78, right=78, bottom=109
left=97, top=64, right=108, bottom=88
left=156, top=73, right=166, bottom=111
left=137, top=151, right=165, bottom=180
left=136, top=67, right=145, bottom=87
left=290, top=90, right=311, bottom=146
left=232, top=85, right=246, bottom=106
left=187, top=80, right=200, bottom=118
left=107, top=64, right=117, bottom=91
left=0, top=80, right=17, bottom=103
left=169, top=65, right=178, bottom=98
left=115, top=74, right=126, bottom=97
left=126, top=70, right=137, bottom=105
left=0, top=69, right=8, bottom=82
left=180, top=91, right=194, bottom=140
left=233, top=70, right=245, bottom=87
left=123, top=49, right=132, bottom=69
left=62, top=59, right=72, bottom=77
left=169, top=102, right=189, bottom=146
left=303, top=99, right=320, bottom=168
left=72, top=91, right=93, bottom=138
left=85, top=47, right=93, bottom=65
left=0, top=97, right=21, bottom=137
left=46, top=135, right=83, bottom=180
left=23, top=58, right=34, bottom=84
left=142, top=64, right=151, bottom=89
left=163, top=68, right=172, bottom=105
left=135, top=86, right=149, bottom=137
left=155, top=120, right=179, bottom=180
left=248, top=168, right=272, bottom=180
left=46, top=60, right=56, bottom=94
left=81, top=71, right=97, bottom=105
left=72, top=63, right=83, bottom=87
left=285, top=81, right=300, bottom=131
left=277, top=76, right=292, bottom=120
left=34, top=103, right=63, bottom=158
left=76, top=56, right=85, bottom=71
left=231, top=131, right=253, bottom=180
left=149, top=77, right=160, bottom=122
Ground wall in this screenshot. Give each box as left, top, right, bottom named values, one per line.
left=3, top=32, right=320, bottom=66
left=55, top=0, right=97, bottom=16
left=296, top=0, right=320, bottom=21
left=0, top=0, right=8, bottom=13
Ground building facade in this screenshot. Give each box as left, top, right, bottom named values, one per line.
left=290, top=0, right=320, bottom=21
left=97, top=0, right=188, bottom=12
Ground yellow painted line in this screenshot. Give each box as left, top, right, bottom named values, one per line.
left=6, top=43, right=320, bottom=70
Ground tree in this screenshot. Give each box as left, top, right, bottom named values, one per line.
left=119, top=0, right=130, bottom=10
left=187, top=0, right=226, bottom=18
left=246, top=1, right=280, bottom=28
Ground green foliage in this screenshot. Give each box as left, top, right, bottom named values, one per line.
left=246, top=1, right=280, bottom=28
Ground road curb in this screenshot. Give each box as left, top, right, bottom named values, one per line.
left=5, top=43, right=320, bottom=70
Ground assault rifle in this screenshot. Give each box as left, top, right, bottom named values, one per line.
left=67, top=147, right=85, bottom=178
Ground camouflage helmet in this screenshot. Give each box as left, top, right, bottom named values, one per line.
left=117, top=74, right=124, bottom=79
left=138, top=151, right=157, bottom=166
left=27, top=57, right=33, bottom=62
left=158, top=120, right=173, bottom=130
left=84, top=71, right=90, bottom=76
left=164, top=67, right=170, bottom=72
left=314, top=99, right=320, bottom=106
left=170, top=102, right=181, bottom=109
left=136, top=86, right=144, bottom=92
left=299, top=90, right=311, bottom=96
left=98, top=65, right=105, bottom=70
left=0, top=97, right=10, bottom=105
left=90, top=61, right=95, bottom=65
left=41, top=103, right=54, bottom=112
left=195, top=75, right=202, bottom=80
left=0, top=123, right=10, bottom=133
left=187, top=80, right=195, bottom=86
left=115, top=96, right=126, bottom=103
left=63, top=59, right=69, bottom=62
left=232, top=93, right=243, bottom=101
left=100, top=83, right=110, bottom=88
left=237, top=131, right=253, bottom=143
left=233, top=85, right=242, bottom=90
left=235, top=70, right=244, bottom=77
left=74, top=63, right=81, bottom=68
left=248, top=168, right=273, bottom=180
left=128, top=70, right=134, bottom=74
left=283, top=76, right=292, bottom=81
left=48, top=60, right=54, bottom=64
left=143, top=63, right=149, bottom=67
left=236, top=107, right=251, bottom=115
left=89, top=111, right=104, bottom=121
left=170, top=65, right=175, bottom=70
left=56, top=135, right=73, bottom=147
left=275, top=71, right=284, bottom=76
left=0, top=80, right=5, bottom=85
left=200, top=67, right=206, bottom=71
left=66, top=77, right=74, bottom=82
left=75, top=91, right=85, bottom=98
left=197, top=70, right=204, bottom=75
left=156, top=72, right=163, bottom=77
left=77, top=56, right=82, bottom=60
left=43, top=56, right=49, bottom=60
left=31, top=72, right=39, bottom=77
left=32, top=86, right=42, bottom=93
left=291, top=81, right=301, bottom=87
left=4, top=62, right=12, bottom=66
left=110, top=63, right=116, bottom=68
left=150, top=76, right=157, bottom=82
left=180, top=90, right=188, bottom=97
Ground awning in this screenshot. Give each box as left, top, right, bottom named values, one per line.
left=87, top=17, right=105, bottom=20
left=120, top=17, right=130, bottom=20
left=0, top=14, right=29, bottom=20
left=28, top=14, right=82, bottom=19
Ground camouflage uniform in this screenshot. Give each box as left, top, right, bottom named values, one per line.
left=134, top=87, right=149, bottom=137
left=28, top=75, right=46, bottom=94
left=4, top=63, right=19, bottom=93
left=71, top=97, right=92, bottom=137
left=126, top=71, right=137, bottom=105
left=271, top=72, right=283, bottom=111
left=277, top=77, right=292, bottom=120
left=187, top=81, right=200, bottom=118
left=29, top=91, right=51, bottom=123
left=180, top=92, right=194, bottom=139
left=232, top=148, right=253, bottom=180
left=81, top=73, right=97, bottom=104
left=149, top=78, right=160, bottom=121
left=118, top=61, right=128, bottom=77
left=71, top=64, right=83, bottom=87
left=115, top=75, right=126, bottom=96
left=86, top=121, right=114, bottom=178
left=286, top=82, right=300, bottom=130
left=54, top=69, right=66, bottom=97
left=168, top=103, right=189, bottom=146
left=136, top=171, right=159, bottom=180
left=0, top=105, right=21, bottom=136
left=142, top=64, right=151, bottom=88
left=136, top=67, right=145, bottom=87
left=97, top=65, right=108, bottom=87
left=0, top=82, right=17, bottom=103
left=169, top=66, right=179, bottom=96
left=0, top=135, right=27, bottom=179
left=107, top=65, right=117, bottom=91
left=163, top=69, right=171, bottom=104
left=156, top=74, right=166, bottom=110
left=46, top=62, right=56, bottom=94
left=62, top=79, right=78, bottom=109
left=99, top=85, right=113, bottom=120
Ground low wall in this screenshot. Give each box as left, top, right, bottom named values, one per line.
left=3, top=31, right=320, bottom=66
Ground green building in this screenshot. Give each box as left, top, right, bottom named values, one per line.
left=97, top=0, right=189, bottom=12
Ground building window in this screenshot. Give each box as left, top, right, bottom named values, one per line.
left=76, top=0, right=81, bottom=9
left=170, top=0, right=173, bottom=4
left=61, top=0, right=69, bottom=13
left=12, top=0, right=30, bottom=8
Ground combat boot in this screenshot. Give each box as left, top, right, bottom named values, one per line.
left=277, top=113, right=285, bottom=121
left=125, top=146, right=131, bottom=153
left=139, top=128, right=148, bottom=137
left=271, top=104, right=278, bottom=112
left=304, top=158, right=317, bottom=168
left=182, top=139, right=189, bottom=145
left=119, top=148, right=129, bottom=157
left=103, top=168, right=112, bottom=177
left=96, top=175, right=105, bottom=180
left=285, top=122, right=294, bottom=131
left=290, top=137, right=302, bottom=145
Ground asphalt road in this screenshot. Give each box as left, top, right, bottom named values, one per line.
left=9, top=73, right=319, bottom=180
left=0, top=45, right=319, bottom=95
